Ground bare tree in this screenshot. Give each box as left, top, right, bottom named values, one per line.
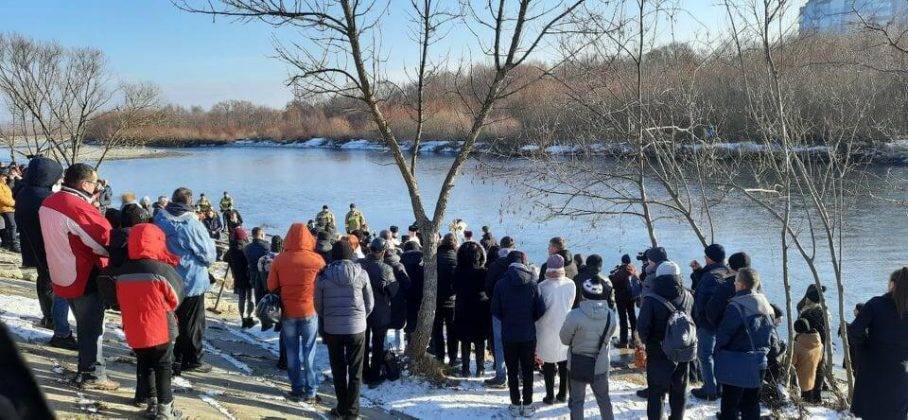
left=92, top=82, right=166, bottom=169
left=174, top=0, right=590, bottom=373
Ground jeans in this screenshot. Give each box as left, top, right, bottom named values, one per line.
left=491, top=317, right=506, bottom=380
left=53, top=296, right=72, bottom=338
left=617, top=299, right=637, bottom=344
left=432, top=306, right=458, bottom=365
left=569, top=374, right=614, bottom=420
left=648, top=361, right=689, bottom=420
left=719, top=384, right=761, bottom=420
left=36, top=267, right=72, bottom=337
left=236, top=287, right=254, bottom=318
left=324, top=332, right=365, bottom=417
left=282, top=315, right=319, bottom=397
left=364, top=325, right=388, bottom=382
left=135, top=342, right=174, bottom=404
left=543, top=361, right=567, bottom=400
left=697, top=328, right=718, bottom=395
left=67, top=292, right=106, bottom=377
left=174, top=294, right=206, bottom=370
left=460, top=339, right=486, bottom=375
left=504, top=340, right=536, bottom=406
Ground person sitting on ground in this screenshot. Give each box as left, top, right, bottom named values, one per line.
left=538, top=237, right=579, bottom=282
left=491, top=250, right=546, bottom=417
left=314, top=240, right=374, bottom=419
left=536, top=255, right=576, bottom=405
left=714, top=268, right=780, bottom=420
left=792, top=318, right=823, bottom=402
left=560, top=276, right=618, bottom=420
left=268, top=223, right=326, bottom=402
left=453, top=241, right=489, bottom=377
left=112, top=224, right=183, bottom=419
left=345, top=203, right=367, bottom=234
left=637, top=261, right=694, bottom=420
left=225, top=227, right=254, bottom=328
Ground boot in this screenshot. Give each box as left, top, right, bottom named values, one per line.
left=143, top=397, right=158, bottom=418
left=155, top=402, right=182, bottom=420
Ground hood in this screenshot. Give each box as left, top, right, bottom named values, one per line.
left=128, top=223, right=179, bottom=266
left=23, top=156, right=63, bottom=189
left=164, top=202, right=195, bottom=219
left=652, top=274, right=683, bottom=301
left=324, top=260, right=363, bottom=286
left=497, top=247, right=514, bottom=259
left=284, top=223, right=316, bottom=252
left=316, top=239, right=333, bottom=252
left=506, top=263, right=535, bottom=285
left=732, top=290, right=774, bottom=318
left=401, top=250, right=423, bottom=265
left=579, top=300, right=610, bottom=319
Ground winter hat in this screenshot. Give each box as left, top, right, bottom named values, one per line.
left=794, top=318, right=811, bottom=334
left=500, top=236, right=515, bottom=249
left=331, top=240, right=356, bottom=261
left=546, top=254, right=565, bottom=269
left=585, top=254, right=603, bottom=270
left=581, top=278, right=611, bottom=301
left=645, top=247, right=668, bottom=264
left=370, top=237, right=388, bottom=253
left=233, top=227, right=250, bottom=242
left=704, top=244, right=726, bottom=263
left=729, top=252, right=751, bottom=271
left=390, top=225, right=399, bottom=234
left=656, top=261, right=681, bottom=277
left=621, top=254, right=632, bottom=265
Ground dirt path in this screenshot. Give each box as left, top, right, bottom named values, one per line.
left=0, top=253, right=407, bottom=419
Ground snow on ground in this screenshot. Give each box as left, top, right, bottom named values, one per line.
left=2, top=292, right=849, bottom=419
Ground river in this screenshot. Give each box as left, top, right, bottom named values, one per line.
left=97, top=145, right=906, bottom=337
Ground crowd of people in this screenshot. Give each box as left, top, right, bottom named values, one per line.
left=1, top=155, right=906, bottom=420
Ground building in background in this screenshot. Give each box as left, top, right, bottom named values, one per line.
left=799, top=0, right=908, bottom=34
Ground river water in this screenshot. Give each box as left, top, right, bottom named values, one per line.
left=98, top=146, right=906, bottom=336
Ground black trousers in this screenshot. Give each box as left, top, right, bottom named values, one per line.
left=542, top=361, right=568, bottom=400
left=647, top=361, right=689, bottom=420
left=363, top=325, right=388, bottom=382
left=35, top=266, right=53, bottom=322
left=324, top=332, right=365, bottom=417
left=720, top=384, right=761, bottom=420
left=135, top=343, right=174, bottom=404
left=432, top=307, right=458, bottom=365
left=617, top=299, right=637, bottom=344
left=174, top=295, right=206, bottom=370
left=504, top=340, right=536, bottom=406
left=460, top=339, right=486, bottom=374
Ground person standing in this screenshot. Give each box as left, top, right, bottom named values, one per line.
left=400, top=240, right=424, bottom=343
left=848, top=267, right=908, bottom=420
left=315, top=241, right=373, bottom=418
left=112, top=224, right=183, bottom=419
left=315, top=205, right=337, bottom=234
left=795, top=283, right=829, bottom=403
left=714, top=268, right=779, bottom=420
left=268, top=223, right=326, bottom=402
left=536, top=255, right=576, bottom=405
left=560, top=277, right=618, bottom=419
left=690, top=243, right=732, bottom=401
left=490, top=251, right=545, bottom=417
left=433, top=233, right=459, bottom=366
left=637, top=261, right=694, bottom=420
left=359, top=238, right=399, bottom=387
left=382, top=239, right=410, bottom=354
left=791, top=318, right=823, bottom=401
left=483, top=237, right=518, bottom=387
left=344, top=203, right=367, bottom=234
left=196, top=193, right=212, bottom=213
left=0, top=169, right=20, bottom=252
left=609, top=254, right=639, bottom=348
left=154, top=187, right=217, bottom=375
left=224, top=228, right=254, bottom=328
left=244, top=227, right=270, bottom=305
left=152, top=196, right=168, bottom=217
left=219, top=191, right=234, bottom=214
left=40, top=163, right=114, bottom=389
left=96, top=179, right=112, bottom=212
left=537, top=237, right=578, bottom=282
left=573, top=254, right=612, bottom=308
left=15, top=157, right=74, bottom=347
left=201, top=209, right=223, bottom=240
left=453, top=241, right=489, bottom=377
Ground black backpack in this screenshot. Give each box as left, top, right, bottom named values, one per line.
left=646, top=293, right=697, bottom=363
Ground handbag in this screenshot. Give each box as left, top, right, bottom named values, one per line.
left=569, top=311, right=611, bottom=383
left=714, top=303, right=768, bottom=388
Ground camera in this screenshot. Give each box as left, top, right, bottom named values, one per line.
left=635, top=251, right=648, bottom=262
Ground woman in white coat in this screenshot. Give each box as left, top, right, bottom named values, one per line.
left=536, top=254, right=577, bottom=404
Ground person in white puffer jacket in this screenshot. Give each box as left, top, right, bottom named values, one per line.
left=536, top=254, right=577, bottom=405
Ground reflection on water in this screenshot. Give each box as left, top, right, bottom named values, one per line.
left=99, top=146, right=906, bottom=335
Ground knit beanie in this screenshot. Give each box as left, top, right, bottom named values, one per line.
left=645, top=247, right=668, bottom=264
left=705, top=244, right=726, bottom=263
left=621, top=254, right=632, bottom=265
left=581, top=278, right=613, bottom=301
left=547, top=254, right=565, bottom=269
left=331, top=240, right=356, bottom=261
left=656, top=261, right=681, bottom=277
left=794, top=318, right=811, bottom=334
left=585, top=254, right=603, bottom=270
left=729, top=252, right=750, bottom=271
left=500, top=236, right=515, bottom=249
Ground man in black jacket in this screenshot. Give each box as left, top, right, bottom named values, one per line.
left=433, top=233, right=458, bottom=366
left=243, top=227, right=270, bottom=304
left=690, top=244, right=732, bottom=401
left=400, top=241, right=423, bottom=341
left=484, top=236, right=517, bottom=387
left=537, top=237, right=578, bottom=282
left=637, top=261, right=694, bottom=420
left=383, top=246, right=410, bottom=353
left=359, top=238, right=399, bottom=386
left=572, top=254, right=614, bottom=309
left=14, top=157, right=76, bottom=349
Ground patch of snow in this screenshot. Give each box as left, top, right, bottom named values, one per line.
left=521, top=144, right=541, bottom=152
left=172, top=376, right=193, bottom=389
left=202, top=341, right=252, bottom=374
left=339, top=139, right=388, bottom=151
left=199, top=393, right=236, bottom=420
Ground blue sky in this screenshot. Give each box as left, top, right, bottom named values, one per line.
left=1, top=1, right=804, bottom=110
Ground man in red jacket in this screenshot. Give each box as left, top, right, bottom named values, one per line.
left=39, top=163, right=114, bottom=389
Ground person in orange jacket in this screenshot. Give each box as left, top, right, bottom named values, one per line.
left=267, top=223, right=326, bottom=402
left=0, top=168, right=19, bottom=251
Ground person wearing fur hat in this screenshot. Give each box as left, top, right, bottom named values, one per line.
left=560, top=276, right=617, bottom=419
left=536, top=255, right=576, bottom=405
left=637, top=261, right=694, bottom=420
left=690, top=244, right=733, bottom=401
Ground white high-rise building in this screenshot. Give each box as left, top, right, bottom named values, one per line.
left=799, top=0, right=908, bottom=34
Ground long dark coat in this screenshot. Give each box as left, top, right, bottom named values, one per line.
left=453, top=265, right=489, bottom=342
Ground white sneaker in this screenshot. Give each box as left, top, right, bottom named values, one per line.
left=521, top=404, right=536, bottom=417
left=508, top=404, right=522, bottom=417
